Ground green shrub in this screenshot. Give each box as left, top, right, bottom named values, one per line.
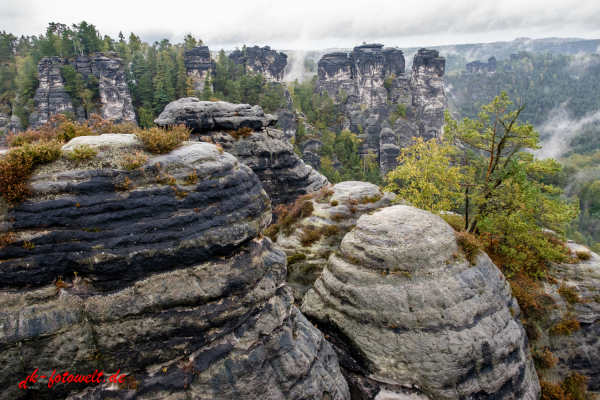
left=442, top=213, right=466, bottom=232
left=287, top=253, right=307, bottom=265
left=67, top=144, right=98, bottom=163
left=323, top=225, right=340, bottom=237
left=136, top=125, right=190, bottom=154
left=263, top=224, right=280, bottom=242
left=330, top=200, right=338, bottom=206
left=576, top=250, right=592, bottom=261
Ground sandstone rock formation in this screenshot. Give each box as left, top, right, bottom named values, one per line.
left=313, top=46, right=448, bottom=174
left=29, top=53, right=136, bottom=127
left=194, top=127, right=329, bottom=208
left=540, top=243, right=600, bottom=390
left=230, top=46, right=288, bottom=82
left=0, top=135, right=349, bottom=400
left=185, top=46, right=215, bottom=93
left=92, top=53, right=137, bottom=123
left=155, top=97, right=278, bottom=132
left=271, top=181, right=395, bottom=301
left=28, top=57, right=75, bottom=128
left=466, top=57, right=497, bottom=74
left=302, top=205, right=541, bottom=399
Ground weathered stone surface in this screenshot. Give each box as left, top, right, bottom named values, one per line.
left=408, top=49, right=448, bottom=142
left=540, top=243, right=600, bottom=390
left=185, top=46, right=214, bottom=93
left=313, top=46, right=447, bottom=174
left=29, top=57, right=75, bottom=128
left=195, top=128, right=329, bottom=208
left=466, top=57, right=497, bottom=74
left=155, top=98, right=278, bottom=132
left=230, top=46, right=288, bottom=82
left=92, top=53, right=137, bottom=123
left=273, top=181, right=395, bottom=301
left=0, top=136, right=349, bottom=400
left=302, top=205, right=540, bottom=400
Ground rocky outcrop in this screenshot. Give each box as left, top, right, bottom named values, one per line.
left=185, top=46, right=214, bottom=93
left=230, top=46, right=288, bottom=82
left=313, top=46, right=448, bottom=174
left=539, top=243, right=600, bottom=390
left=0, top=135, right=349, bottom=400
left=194, top=128, right=329, bottom=208
left=466, top=57, right=497, bottom=74
left=28, top=57, right=75, bottom=128
left=302, top=205, right=541, bottom=399
left=155, top=97, right=278, bottom=132
left=92, top=53, right=137, bottom=123
left=408, top=49, right=448, bottom=142
left=272, top=181, right=395, bottom=301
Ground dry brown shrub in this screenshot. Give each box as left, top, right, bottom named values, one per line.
left=135, top=125, right=190, bottom=154
left=184, top=170, right=198, bottom=185
left=455, top=231, right=482, bottom=264
left=300, top=228, right=322, bottom=247
left=558, top=285, right=581, bottom=304
left=331, top=214, right=345, bottom=223
left=273, top=198, right=314, bottom=235
left=323, top=225, right=341, bottom=237
left=229, top=127, right=254, bottom=140
left=541, top=380, right=567, bottom=400
left=576, top=251, right=592, bottom=261
left=509, top=272, right=556, bottom=321
left=117, top=375, right=140, bottom=391
left=533, top=347, right=558, bottom=370
left=549, top=318, right=580, bottom=336
left=120, top=150, right=148, bottom=170
left=263, top=224, right=280, bottom=242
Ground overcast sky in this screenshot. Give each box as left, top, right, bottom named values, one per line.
left=2, top=0, right=600, bottom=50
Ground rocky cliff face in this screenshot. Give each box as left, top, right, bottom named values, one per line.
left=314, top=46, right=448, bottom=174
left=0, top=135, right=348, bottom=400
left=302, top=205, right=541, bottom=399
left=539, top=243, right=600, bottom=390
left=29, top=53, right=136, bottom=127
left=230, top=46, right=288, bottom=82
left=272, top=181, right=395, bottom=301
left=185, top=46, right=215, bottom=93
left=28, top=57, right=75, bottom=128
left=195, top=128, right=329, bottom=208
left=92, top=53, right=137, bottom=123
left=156, top=98, right=329, bottom=208
left=466, top=57, right=497, bottom=74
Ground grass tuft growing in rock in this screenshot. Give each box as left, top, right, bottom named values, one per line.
left=455, top=231, right=481, bottom=264
left=576, top=250, right=592, bottom=261
left=120, top=150, right=148, bottom=170
left=558, top=285, right=581, bottom=304
left=67, top=144, right=98, bottom=163
left=287, top=253, right=307, bottom=265
left=273, top=195, right=315, bottom=235
left=263, top=224, right=281, bottom=242
left=441, top=213, right=466, bottom=232
left=549, top=318, right=580, bottom=336
left=509, top=272, right=556, bottom=321
left=300, top=228, right=322, bottom=247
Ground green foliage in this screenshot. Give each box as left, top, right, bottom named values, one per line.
left=385, top=136, right=465, bottom=213
left=66, top=144, right=98, bottom=163
left=135, top=125, right=190, bottom=154
left=444, top=92, right=579, bottom=275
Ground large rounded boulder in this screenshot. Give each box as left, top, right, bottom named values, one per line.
left=0, top=134, right=349, bottom=400
left=302, top=205, right=540, bottom=399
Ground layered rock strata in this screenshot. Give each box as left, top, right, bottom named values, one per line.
left=28, top=57, right=75, bottom=128
left=184, top=46, right=215, bottom=93
left=194, top=127, right=329, bottom=208
left=302, top=205, right=541, bottom=399
left=466, top=57, right=497, bottom=74
left=230, top=46, right=288, bottom=82
left=273, top=181, right=395, bottom=301
left=540, top=243, right=600, bottom=390
left=155, top=97, right=278, bottom=132
left=0, top=135, right=349, bottom=400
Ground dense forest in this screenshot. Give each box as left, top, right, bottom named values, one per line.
left=446, top=52, right=600, bottom=251
left=0, top=23, right=288, bottom=130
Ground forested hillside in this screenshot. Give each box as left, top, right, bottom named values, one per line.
left=446, top=52, right=600, bottom=251
left=0, top=23, right=286, bottom=130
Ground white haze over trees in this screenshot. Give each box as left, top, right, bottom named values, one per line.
left=2, top=0, right=600, bottom=50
